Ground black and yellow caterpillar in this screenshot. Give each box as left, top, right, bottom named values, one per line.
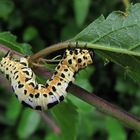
left=0, top=48, right=93, bottom=110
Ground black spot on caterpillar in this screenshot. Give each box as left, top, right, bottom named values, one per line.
left=0, top=48, right=94, bottom=110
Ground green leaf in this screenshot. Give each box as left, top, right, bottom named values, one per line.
left=61, top=21, right=79, bottom=40
left=0, top=0, right=14, bottom=20
left=8, top=10, right=23, bottom=29
left=21, top=43, right=33, bottom=55
left=45, top=133, right=59, bottom=140
left=73, top=0, right=91, bottom=27
left=51, top=100, right=78, bottom=140
left=5, top=96, right=21, bottom=123
left=77, top=113, right=96, bottom=140
left=105, top=117, right=127, bottom=140
left=68, top=94, right=94, bottom=113
left=72, top=4, right=140, bottom=83
left=115, top=74, right=140, bottom=95
left=23, top=26, right=38, bottom=42
left=130, top=132, right=140, bottom=140
left=17, top=109, right=40, bottom=139
left=75, top=66, right=94, bottom=92
left=0, top=32, right=32, bottom=55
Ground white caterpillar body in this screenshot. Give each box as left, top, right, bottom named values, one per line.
left=0, top=48, right=93, bottom=110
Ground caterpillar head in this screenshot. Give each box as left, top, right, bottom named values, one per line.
left=75, top=49, right=93, bottom=69
left=63, top=48, right=94, bottom=71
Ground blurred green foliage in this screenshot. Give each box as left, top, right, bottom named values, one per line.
left=0, top=0, right=140, bottom=140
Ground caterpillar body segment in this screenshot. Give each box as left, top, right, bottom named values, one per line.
left=0, top=48, right=94, bottom=110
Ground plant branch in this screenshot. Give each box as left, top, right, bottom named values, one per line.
left=38, top=111, right=61, bottom=134
left=70, top=84, right=140, bottom=132
left=30, top=41, right=140, bottom=62
left=0, top=44, right=23, bottom=58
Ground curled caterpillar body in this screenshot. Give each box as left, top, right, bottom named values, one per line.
left=0, top=48, right=93, bottom=110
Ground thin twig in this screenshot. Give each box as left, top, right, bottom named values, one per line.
left=38, top=111, right=61, bottom=134
left=40, top=58, right=60, bottom=63
left=29, top=41, right=87, bottom=61
left=29, top=41, right=140, bottom=62
left=0, top=74, right=12, bottom=91
left=0, top=44, right=23, bottom=58
left=31, top=62, right=45, bottom=68
left=123, top=0, right=130, bottom=10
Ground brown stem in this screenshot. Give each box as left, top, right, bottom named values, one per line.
left=0, top=74, right=12, bottom=91
left=38, top=111, right=61, bottom=134
left=0, top=44, right=23, bottom=58
left=70, top=84, right=140, bottom=132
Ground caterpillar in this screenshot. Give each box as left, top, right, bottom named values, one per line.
left=0, top=48, right=93, bottom=111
